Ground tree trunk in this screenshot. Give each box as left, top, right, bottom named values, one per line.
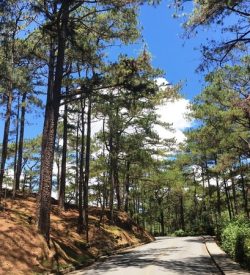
left=114, top=160, right=121, bottom=210
left=15, top=92, right=27, bottom=194
left=180, top=194, right=185, bottom=231
left=239, top=158, right=249, bottom=218
left=78, top=99, right=86, bottom=232
left=75, top=114, right=80, bottom=206
left=37, top=2, right=69, bottom=243
left=230, top=174, right=238, bottom=215
left=13, top=94, right=20, bottom=197
left=160, top=210, right=164, bottom=236
left=124, top=161, right=130, bottom=212
left=77, top=110, right=85, bottom=232
left=215, top=174, right=221, bottom=216
left=83, top=95, right=91, bottom=242
left=59, top=103, right=68, bottom=210
left=109, top=138, right=114, bottom=224
left=223, top=179, right=232, bottom=220
left=0, top=83, right=13, bottom=198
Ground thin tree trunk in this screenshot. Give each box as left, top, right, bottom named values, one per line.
left=75, top=115, right=80, bottom=206
left=214, top=157, right=221, bottom=217
left=160, top=209, right=164, bottom=235
left=114, top=161, right=121, bottom=210
left=78, top=97, right=86, bottom=232
left=0, top=84, right=13, bottom=198
left=230, top=174, right=238, bottom=215
left=83, top=95, right=91, bottom=242
left=223, top=179, right=232, bottom=220
left=239, top=158, right=249, bottom=218
left=124, top=161, right=130, bottom=212
left=15, top=92, right=27, bottom=194
left=77, top=111, right=85, bottom=232
left=13, top=94, right=20, bottom=197
left=215, top=174, right=221, bottom=216
left=180, top=194, right=185, bottom=231
left=59, top=102, right=68, bottom=210
left=0, top=32, right=15, bottom=200
left=109, top=138, right=114, bottom=224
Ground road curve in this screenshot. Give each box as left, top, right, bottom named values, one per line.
left=69, top=236, right=221, bottom=275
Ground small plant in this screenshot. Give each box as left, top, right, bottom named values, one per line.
left=174, top=229, right=186, bottom=237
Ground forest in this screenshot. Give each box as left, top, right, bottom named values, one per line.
left=0, top=0, right=249, bottom=272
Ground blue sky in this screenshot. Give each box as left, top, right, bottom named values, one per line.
left=139, top=0, right=208, bottom=100
left=107, top=0, right=219, bottom=100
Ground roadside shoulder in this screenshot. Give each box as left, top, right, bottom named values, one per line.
left=203, top=236, right=250, bottom=275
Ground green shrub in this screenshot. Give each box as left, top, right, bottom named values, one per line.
left=174, top=229, right=186, bottom=237
left=221, top=217, right=250, bottom=269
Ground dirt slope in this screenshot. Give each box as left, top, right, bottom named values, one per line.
left=0, top=195, right=154, bottom=275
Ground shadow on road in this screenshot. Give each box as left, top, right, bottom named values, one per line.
left=90, top=243, right=218, bottom=274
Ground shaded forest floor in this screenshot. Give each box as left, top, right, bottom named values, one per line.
left=0, top=193, right=154, bottom=275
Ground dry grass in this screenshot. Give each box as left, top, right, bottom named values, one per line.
left=0, top=194, right=153, bottom=274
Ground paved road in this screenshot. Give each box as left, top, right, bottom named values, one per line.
left=69, top=237, right=221, bottom=275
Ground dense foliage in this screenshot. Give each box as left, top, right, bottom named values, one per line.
left=221, top=217, right=250, bottom=268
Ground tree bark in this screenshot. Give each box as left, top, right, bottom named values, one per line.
left=13, top=94, right=20, bottom=197
left=124, top=161, right=130, bottom=212
left=15, top=92, right=27, bottom=194
left=230, top=173, right=238, bottom=215
left=239, top=158, right=249, bottom=218
left=75, top=115, right=79, bottom=206
left=78, top=98, right=85, bottom=232
left=180, top=194, right=185, bottom=231
left=108, top=136, right=114, bottom=224
left=83, top=95, right=92, bottom=242
left=223, top=179, right=232, bottom=220
left=0, top=83, right=13, bottom=198
left=37, top=1, right=69, bottom=242
left=59, top=102, right=68, bottom=210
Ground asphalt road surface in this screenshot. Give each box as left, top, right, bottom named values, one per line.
left=69, top=236, right=221, bottom=275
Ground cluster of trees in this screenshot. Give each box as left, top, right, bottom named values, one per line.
left=0, top=0, right=249, bottom=250
left=0, top=0, right=179, bottom=243
left=139, top=0, right=250, bottom=235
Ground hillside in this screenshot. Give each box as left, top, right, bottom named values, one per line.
left=0, top=194, right=154, bottom=275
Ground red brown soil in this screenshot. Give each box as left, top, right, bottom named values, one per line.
left=0, top=195, right=154, bottom=275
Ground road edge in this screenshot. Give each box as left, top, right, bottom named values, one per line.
left=203, top=236, right=250, bottom=275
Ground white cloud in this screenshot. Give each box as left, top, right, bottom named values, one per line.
left=155, top=77, right=170, bottom=87
left=155, top=98, right=192, bottom=143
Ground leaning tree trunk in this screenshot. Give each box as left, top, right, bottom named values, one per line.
left=37, top=2, right=69, bottom=242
